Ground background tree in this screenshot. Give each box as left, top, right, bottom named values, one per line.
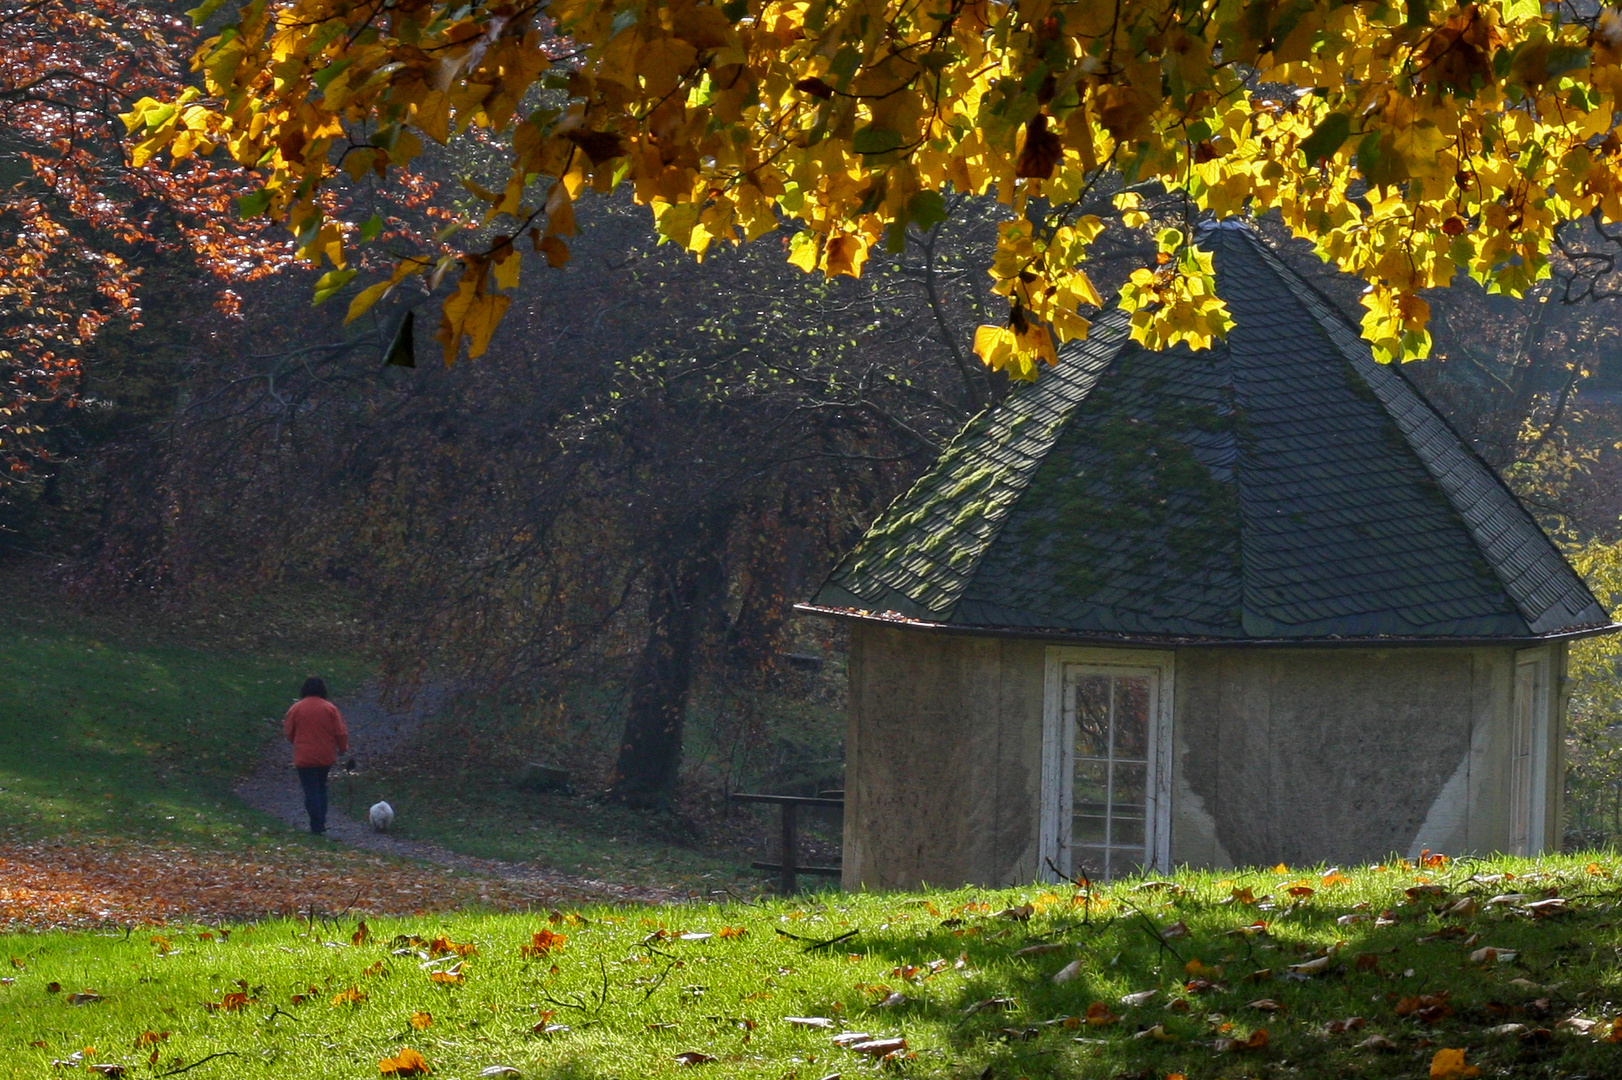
left=0, top=0, right=284, bottom=501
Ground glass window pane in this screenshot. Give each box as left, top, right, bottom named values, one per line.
left=1113, top=677, right=1150, bottom=759
left=1112, top=761, right=1146, bottom=808
left=1111, top=816, right=1146, bottom=847
left=1072, top=675, right=1111, bottom=758
left=1073, top=814, right=1107, bottom=844
left=1074, top=759, right=1107, bottom=813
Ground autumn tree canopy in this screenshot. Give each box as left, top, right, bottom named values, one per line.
left=127, top=0, right=1622, bottom=377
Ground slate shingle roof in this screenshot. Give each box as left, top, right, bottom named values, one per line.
left=806, top=222, right=1613, bottom=643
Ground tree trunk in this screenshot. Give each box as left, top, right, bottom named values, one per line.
left=608, top=518, right=727, bottom=807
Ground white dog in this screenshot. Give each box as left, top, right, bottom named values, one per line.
left=368, top=801, right=395, bottom=832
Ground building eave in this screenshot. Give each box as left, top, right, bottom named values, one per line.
left=793, top=603, right=1622, bottom=649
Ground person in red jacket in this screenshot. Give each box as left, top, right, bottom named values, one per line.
left=283, top=676, right=349, bottom=834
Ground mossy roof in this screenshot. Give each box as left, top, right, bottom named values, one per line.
left=806, top=222, right=1613, bottom=643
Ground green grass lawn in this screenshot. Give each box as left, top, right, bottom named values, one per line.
left=2, top=855, right=1620, bottom=1079
left=0, top=598, right=363, bottom=849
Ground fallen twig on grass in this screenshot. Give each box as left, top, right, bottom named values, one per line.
left=158, top=1051, right=241, bottom=1076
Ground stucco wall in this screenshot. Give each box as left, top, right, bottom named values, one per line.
left=1172, top=647, right=1521, bottom=867
left=842, top=627, right=1565, bottom=889
left=842, top=624, right=1044, bottom=890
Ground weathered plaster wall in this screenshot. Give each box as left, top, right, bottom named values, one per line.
left=843, top=630, right=1564, bottom=889
left=842, top=623, right=1044, bottom=890
left=1172, top=647, right=1518, bottom=866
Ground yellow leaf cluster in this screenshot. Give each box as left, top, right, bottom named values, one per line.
left=129, top=0, right=1622, bottom=370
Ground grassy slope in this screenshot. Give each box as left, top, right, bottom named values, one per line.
left=2, top=856, right=1619, bottom=1080
left=0, top=597, right=363, bottom=849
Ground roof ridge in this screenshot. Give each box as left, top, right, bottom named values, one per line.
left=1230, top=227, right=1609, bottom=634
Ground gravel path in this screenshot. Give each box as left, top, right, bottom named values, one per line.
left=234, top=686, right=685, bottom=906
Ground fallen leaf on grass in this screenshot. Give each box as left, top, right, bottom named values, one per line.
left=1222, top=887, right=1257, bottom=905
left=1119, top=989, right=1157, bottom=1007
left=1084, top=1002, right=1119, bottom=1026
left=533, top=1024, right=570, bottom=1036
left=428, top=936, right=476, bottom=958
left=1287, top=955, right=1333, bottom=976
left=844, top=1037, right=906, bottom=1056
left=477, top=1068, right=522, bottom=1079
left=132, top=1032, right=169, bottom=1049
left=1429, top=1047, right=1481, bottom=1079
left=428, top=969, right=464, bottom=987
left=352, top=920, right=370, bottom=946
left=1319, top=1016, right=1366, bottom=1035
left=830, top=1033, right=873, bottom=1047
left=872, top=992, right=907, bottom=1008
left=520, top=930, right=566, bottom=958
left=1523, top=897, right=1570, bottom=917
left=205, top=991, right=254, bottom=1012
left=66, top=992, right=102, bottom=1006
left=1012, top=942, right=1064, bottom=958
left=1556, top=1017, right=1597, bottom=1034
left=1468, top=946, right=1517, bottom=964
left=1160, top=920, right=1190, bottom=939
left=993, top=905, right=1034, bottom=921
left=673, top=1052, right=714, bottom=1066
left=1397, top=993, right=1454, bottom=1022
left=1184, top=958, right=1223, bottom=978
left=716, top=926, right=747, bottom=939
left=784, top=1017, right=836, bottom=1029
left=1133, top=1024, right=1178, bottom=1042
left=409, top=1012, right=432, bottom=1030
left=1485, top=1023, right=1527, bottom=1036
left=1052, top=960, right=1083, bottom=984
left=678, top=933, right=712, bottom=942
left=331, top=986, right=368, bottom=1006
left=87, top=1066, right=127, bottom=1078
left=963, top=997, right=1015, bottom=1016
left=1246, top=999, right=1286, bottom=1013
left=1356, top=1034, right=1400, bottom=1051
left=378, top=1048, right=431, bottom=1076
left=1214, top=1028, right=1268, bottom=1052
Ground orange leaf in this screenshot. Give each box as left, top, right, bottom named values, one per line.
left=409, top=1012, right=432, bottom=1030
left=379, top=1047, right=431, bottom=1076
left=521, top=929, right=567, bottom=958
left=331, top=986, right=369, bottom=1006
left=428, top=970, right=463, bottom=986
left=1429, top=1047, right=1481, bottom=1079
left=352, top=920, right=370, bottom=946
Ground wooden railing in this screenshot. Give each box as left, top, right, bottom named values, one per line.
left=729, top=792, right=843, bottom=894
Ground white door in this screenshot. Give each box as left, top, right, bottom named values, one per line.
left=1042, top=650, right=1173, bottom=882
left=1509, top=652, right=1550, bottom=855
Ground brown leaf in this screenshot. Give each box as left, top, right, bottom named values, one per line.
left=1356, top=1033, right=1400, bottom=1051
left=66, top=991, right=103, bottom=1006
left=564, top=130, right=626, bottom=165
left=673, top=1052, right=714, bottom=1066
left=1015, top=115, right=1063, bottom=179
left=794, top=77, right=834, bottom=99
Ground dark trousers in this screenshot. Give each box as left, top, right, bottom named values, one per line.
left=297, top=765, right=331, bottom=834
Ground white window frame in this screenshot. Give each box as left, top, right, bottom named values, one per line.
left=1040, top=646, right=1174, bottom=882
left=1511, top=648, right=1552, bottom=856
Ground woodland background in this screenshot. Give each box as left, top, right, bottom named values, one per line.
left=10, top=0, right=1622, bottom=862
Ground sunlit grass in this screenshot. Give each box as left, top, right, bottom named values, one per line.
left=2, top=855, right=1619, bottom=1079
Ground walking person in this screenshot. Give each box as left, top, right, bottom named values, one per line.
left=284, top=677, right=348, bottom=835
